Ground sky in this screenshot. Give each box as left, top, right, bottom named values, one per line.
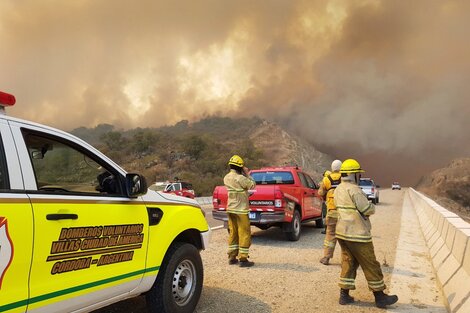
left=1, top=0, right=469, bottom=186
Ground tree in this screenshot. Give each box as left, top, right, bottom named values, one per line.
left=182, top=135, right=207, bottom=160
left=100, top=131, right=125, bottom=150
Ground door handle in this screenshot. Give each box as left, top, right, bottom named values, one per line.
left=46, top=214, right=78, bottom=220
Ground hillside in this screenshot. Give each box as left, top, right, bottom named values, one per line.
left=416, top=157, right=470, bottom=222
left=71, top=117, right=333, bottom=196
left=249, top=120, right=332, bottom=180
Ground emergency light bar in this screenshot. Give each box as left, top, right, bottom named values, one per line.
left=0, top=91, right=15, bottom=114
left=0, top=91, right=16, bottom=106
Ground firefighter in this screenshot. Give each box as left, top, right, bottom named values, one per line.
left=224, top=155, right=256, bottom=267
left=334, top=159, right=398, bottom=308
left=319, top=170, right=331, bottom=234
left=318, top=160, right=342, bottom=265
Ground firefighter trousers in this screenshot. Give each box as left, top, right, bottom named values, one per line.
left=227, top=213, right=251, bottom=260
left=337, top=239, right=386, bottom=291
left=323, top=216, right=337, bottom=258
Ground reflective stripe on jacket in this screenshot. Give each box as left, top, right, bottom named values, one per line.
left=318, top=172, right=341, bottom=218
left=224, top=170, right=256, bottom=214
left=334, top=180, right=375, bottom=242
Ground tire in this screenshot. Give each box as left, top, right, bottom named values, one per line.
left=372, top=198, right=377, bottom=204
left=285, top=210, right=301, bottom=241
left=146, top=242, right=203, bottom=313
left=315, top=203, right=326, bottom=228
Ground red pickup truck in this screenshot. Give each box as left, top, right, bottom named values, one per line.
left=212, top=166, right=325, bottom=241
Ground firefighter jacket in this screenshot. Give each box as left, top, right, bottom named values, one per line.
left=224, top=169, right=256, bottom=214
left=318, top=172, right=341, bottom=218
left=334, top=180, right=375, bottom=243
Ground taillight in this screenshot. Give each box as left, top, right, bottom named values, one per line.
left=274, top=190, right=283, bottom=208
left=371, top=188, right=375, bottom=193
left=212, top=189, right=220, bottom=206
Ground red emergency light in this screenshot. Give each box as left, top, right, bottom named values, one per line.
left=0, top=91, right=16, bottom=106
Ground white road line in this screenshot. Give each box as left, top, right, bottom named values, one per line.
left=387, top=191, right=447, bottom=312
left=211, top=225, right=224, bottom=230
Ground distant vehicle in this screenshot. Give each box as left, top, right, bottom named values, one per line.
left=359, top=178, right=380, bottom=204
left=165, top=181, right=196, bottom=199
left=150, top=181, right=195, bottom=198
left=392, top=182, right=401, bottom=190
left=212, top=166, right=325, bottom=241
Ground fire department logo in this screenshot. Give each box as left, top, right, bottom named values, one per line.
left=0, top=217, right=13, bottom=289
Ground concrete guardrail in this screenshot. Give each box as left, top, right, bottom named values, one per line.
left=408, top=188, right=470, bottom=313
left=195, top=196, right=213, bottom=206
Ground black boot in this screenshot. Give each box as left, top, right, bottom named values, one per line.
left=239, top=259, right=254, bottom=267
left=373, top=291, right=398, bottom=308
left=339, top=289, right=354, bottom=305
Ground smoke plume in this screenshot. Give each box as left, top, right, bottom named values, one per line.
left=1, top=0, right=469, bottom=185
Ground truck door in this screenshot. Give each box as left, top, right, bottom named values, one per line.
left=0, top=123, right=33, bottom=313
left=12, top=127, right=149, bottom=313
left=304, top=173, right=322, bottom=216
left=297, top=172, right=316, bottom=217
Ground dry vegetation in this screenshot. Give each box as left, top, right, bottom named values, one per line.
left=71, top=117, right=332, bottom=196
left=416, top=157, right=470, bottom=222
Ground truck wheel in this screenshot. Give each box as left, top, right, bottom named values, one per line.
left=146, top=242, right=203, bottom=313
left=315, top=204, right=326, bottom=228
left=285, top=210, right=301, bottom=241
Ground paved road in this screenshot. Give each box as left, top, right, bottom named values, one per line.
left=200, top=203, right=223, bottom=229
left=94, top=189, right=447, bottom=313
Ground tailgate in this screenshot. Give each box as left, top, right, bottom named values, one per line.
left=249, top=185, right=275, bottom=206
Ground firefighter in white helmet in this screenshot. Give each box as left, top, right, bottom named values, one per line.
left=224, top=155, right=256, bottom=267
left=334, top=159, right=398, bottom=308
left=318, top=159, right=342, bottom=265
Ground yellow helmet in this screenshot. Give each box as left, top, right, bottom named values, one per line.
left=228, top=155, right=244, bottom=167
left=340, top=159, right=365, bottom=174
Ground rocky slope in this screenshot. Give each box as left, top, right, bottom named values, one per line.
left=416, top=157, right=470, bottom=222
left=249, top=120, right=332, bottom=181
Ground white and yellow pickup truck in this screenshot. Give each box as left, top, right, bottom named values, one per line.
left=0, top=91, right=210, bottom=313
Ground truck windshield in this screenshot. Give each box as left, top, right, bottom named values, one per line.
left=251, top=171, right=295, bottom=185
left=359, top=180, right=373, bottom=186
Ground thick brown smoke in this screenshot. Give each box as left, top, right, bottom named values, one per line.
left=1, top=0, right=469, bottom=186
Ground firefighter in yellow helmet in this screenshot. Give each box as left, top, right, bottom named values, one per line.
left=334, top=159, right=398, bottom=308
left=318, top=160, right=342, bottom=265
left=224, top=155, right=256, bottom=267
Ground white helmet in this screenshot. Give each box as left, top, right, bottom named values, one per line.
left=331, top=159, right=342, bottom=172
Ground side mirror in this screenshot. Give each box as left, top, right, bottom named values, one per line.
left=32, top=150, right=44, bottom=159
left=126, top=173, right=148, bottom=198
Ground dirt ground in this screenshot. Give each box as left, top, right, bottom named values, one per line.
left=194, top=190, right=402, bottom=313
left=96, top=189, right=411, bottom=313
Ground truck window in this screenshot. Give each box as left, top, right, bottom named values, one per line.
left=304, top=173, right=318, bottom=189
left=297, top=172, right=309, bottom=187
left=23, top=132, right=123, bottom=196
left=359, top=179, right=373, bottom=187
left=251, top=171, right=294, bottom=185
left=0, top=135, right=9, bottom=190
